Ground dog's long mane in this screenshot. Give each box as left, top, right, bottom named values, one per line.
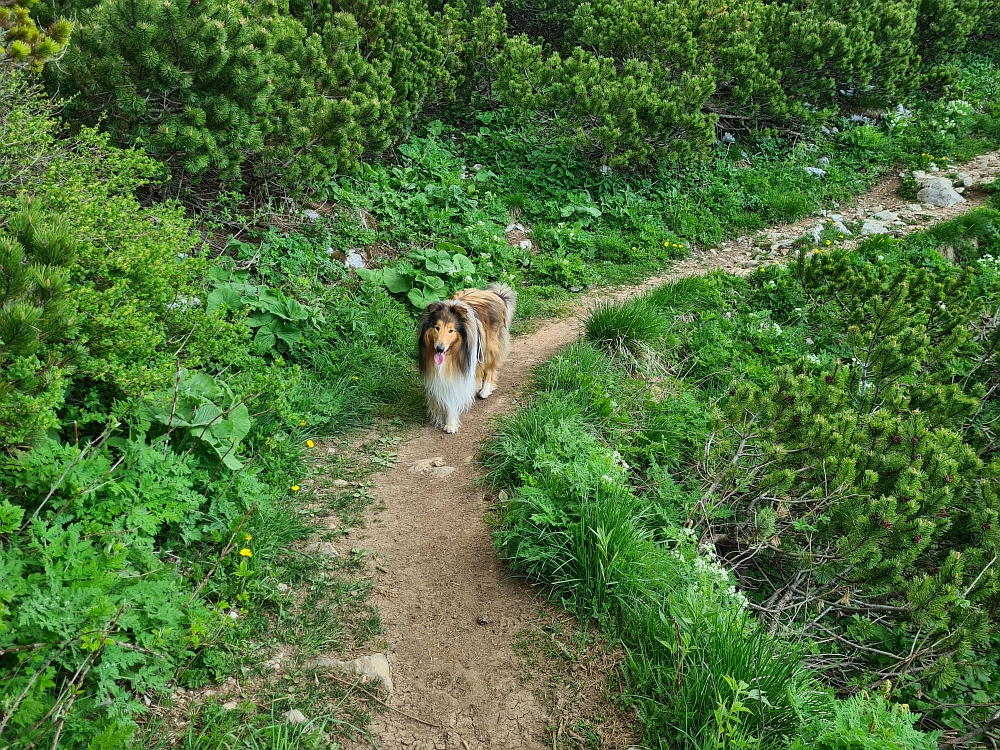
left=418, top=301, right=480, bottom=427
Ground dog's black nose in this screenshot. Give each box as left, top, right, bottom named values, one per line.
left=435, top=344, right=446, bottom=353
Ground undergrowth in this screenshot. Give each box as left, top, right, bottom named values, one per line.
left=480, top=202, right=1000, bottom=747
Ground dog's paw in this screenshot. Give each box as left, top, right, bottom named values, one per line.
left=478, top=383, right=495, bottom=399
left=443, top=423, right=460, bottom=434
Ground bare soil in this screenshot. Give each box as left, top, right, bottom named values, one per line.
left=334, top=154, right=1000, bottom=750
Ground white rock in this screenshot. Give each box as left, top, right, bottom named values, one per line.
left=804, top=167, right=826, bottom=177
left=331, top=479, right=350, bottom=488
left=808, top=224, right=823, bottom=243
left=223, top=701, right=238, bottom=711
left=277, top=583, right=291, bottom=594
left=916, top=177, right=966, bottom=208
left=312, top=654, right=393, bottom=693
left=284, top=709, right=308, bottom=725
left=518, top=240, right=532, bottom=251
left=828, top=214, right=852, bottom=236
left=304, top=209, right=320, bottom=221
left=816, top=157, right=830, bottom=168
left=928, top=162, right=939, bottom=172
left=770, top=238, right=796, bottom=252
left=906, top=204, right=922, bottom=212
left=861, top=219, right=889, bottom=236
left=344, top=250, right=366, bottom=269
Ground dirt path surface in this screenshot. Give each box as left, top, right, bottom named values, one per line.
left=341, top=154, right=1000, bottom=750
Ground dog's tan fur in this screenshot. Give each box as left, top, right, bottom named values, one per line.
left=418, top=284, right=517, bottom=433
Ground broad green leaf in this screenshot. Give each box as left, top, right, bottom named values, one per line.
left=382, top=268, right=413, bottom=294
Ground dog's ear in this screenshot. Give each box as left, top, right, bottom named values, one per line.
left=424, top=302, right=443, bottom=315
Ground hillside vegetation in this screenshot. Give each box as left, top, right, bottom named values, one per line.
left=1, top=0, right=1000, bottom=747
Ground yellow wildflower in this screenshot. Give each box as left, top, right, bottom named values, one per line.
left=299, top=420, right=307, bottom=426
left=240, top=548, right=253, bottom=558
left=291, top=485, right=300, bottom=492
left=244, top=534, right=252, bottom=541
left=306, top=439, right=315, bottom=448
left=825, top=240, right=831, bottom=245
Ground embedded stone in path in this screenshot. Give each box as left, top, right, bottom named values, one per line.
left=916, top=177, right=966, bottom=208
left=409, top=457, right=455, bottom=479
left=312, top=653, right=393, bottom=693
left=304, top=541, right=339, bottom=558
left=860, top=219, right=890, bottom=236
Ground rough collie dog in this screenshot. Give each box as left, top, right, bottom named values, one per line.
left=418, top=283, right=517, bottom=434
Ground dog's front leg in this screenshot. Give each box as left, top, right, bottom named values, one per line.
left=443, top=408, right=460, bottom=434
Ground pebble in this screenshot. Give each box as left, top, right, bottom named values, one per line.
left=284, top=709, right=307, bottom=725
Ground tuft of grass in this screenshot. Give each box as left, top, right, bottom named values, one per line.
left=584, top=298, right=668, bottom=361
left=647, top=275, right=725, bottom=314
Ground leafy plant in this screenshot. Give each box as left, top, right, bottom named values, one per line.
left=140, top=369, right=251, bottom=470
left=207, top=267, right=322, bottom=356
left=357, top=242, right=478, bottom=308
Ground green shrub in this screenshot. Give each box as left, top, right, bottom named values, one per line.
left=46, top=0, right=454, bottom=183
left=0, top=0, right=70, bottom=72
left=495, top=0, right=995, bottom=165
left=704, top=240, right=1000, bottom=711
left=0, top=197, right=80, bottom=450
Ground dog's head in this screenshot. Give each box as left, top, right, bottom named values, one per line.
left=419, top=302, right=473, bottom=376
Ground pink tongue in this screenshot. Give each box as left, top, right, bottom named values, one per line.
left=434, top=352, right=445, bottom=366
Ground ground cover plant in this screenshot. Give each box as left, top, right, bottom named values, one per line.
left=0, top=74, right=416, bottom=749
left=480, top=201, right=1000, bottom=747
left=4, top=4, right=1000, bottom=747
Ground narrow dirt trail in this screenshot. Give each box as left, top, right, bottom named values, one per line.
left=342, top=154, right=1000, bottom=750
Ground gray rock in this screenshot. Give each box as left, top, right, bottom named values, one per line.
left=344, top=250, right=366, bottom=269
left=770, top=238, right=796, bottom=252
left=518, top=239, right=533, bottom=251
left=872, top=210, right=899, bottom=223
left=720, top=132, right=736, bottom=144
left=808, top=224, right=823, bottom=244
left=313, top=653, right=393, bottom=693
left=804, top=167, right=827, bottom=177
left=928, top=162, right=939, bottom=172
left=956, top=172, right=974, bottom=188
left=916, top=177, right=966, bottom=208
left=331, top=479, right=350, bottom=488
left=906, top=204, right=922, bottom=212
left=277, top=583, right=291, bottom=594
left=955, top=187, right=966, bottom=194
left=304, top=541, right=339, bottom=558
left=222, top=701, right=239, bottom=711
left=410, top=457, right=455, bottom=479
left=284, top=709, right=308, bottom=725
left=828, top=214, right=852, bottom=236
left=816, top=157, right=830, bottom=168
left=304, top=209, right=320, bottom=221
left=861, top=219, right=890, bottom=236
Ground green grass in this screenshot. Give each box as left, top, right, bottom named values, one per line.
left=584, top=298, right=669, bottom=362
